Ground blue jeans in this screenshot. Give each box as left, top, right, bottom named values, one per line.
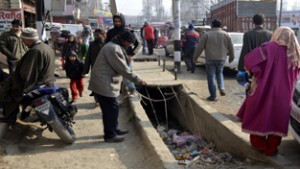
left=205, top=60, right=225, bottom=98
left=184, top=47, right=196, bottom=72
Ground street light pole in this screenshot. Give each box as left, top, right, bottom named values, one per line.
left=36, top=0, right=46, bottom=41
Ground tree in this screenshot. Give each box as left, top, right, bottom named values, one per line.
left=153, top=0, right=164, bottom=21
left=142, top=0, right=154, bottom=21
left=142, top=0, right=168, bottom=22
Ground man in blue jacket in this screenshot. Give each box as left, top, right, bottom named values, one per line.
left=184, top=24, right=200, bottom=73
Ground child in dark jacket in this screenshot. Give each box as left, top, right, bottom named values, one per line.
left=64, top=50, right=84, bottom=101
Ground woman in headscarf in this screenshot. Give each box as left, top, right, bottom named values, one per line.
left=236, top=26, right=300, bottom=156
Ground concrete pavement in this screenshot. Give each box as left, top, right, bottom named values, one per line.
left=0, top=52, right=299, bottom=168
left=130, top=53, right=300, bottom=169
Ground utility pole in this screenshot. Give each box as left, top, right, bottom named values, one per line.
left=35, top=0, right=46, bottom=41
left=172, top=0, right=181, bottom=77
left=278, top=0, right=283, bottom=27
left=109, top=0, right=117, bottom=14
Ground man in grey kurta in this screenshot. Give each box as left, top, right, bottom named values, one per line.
left=2, top=28, right=55, bottom=123
left=89, top=31, right=146, bottom=142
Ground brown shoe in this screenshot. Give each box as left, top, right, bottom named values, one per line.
left=219, top=89, right=226, bottom=96
left=104, top=135, right=125, bottom=143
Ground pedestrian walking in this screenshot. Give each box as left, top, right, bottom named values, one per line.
left=104, top=13, right=141, bottom=98
left=0, top=19, right=27, bottom=74
left=238, top=13, right=272, bottom=71
left=81, top=23, right=92, bottom=46
left=140, top=23, right=147, bottom=54
left=105, top=13, right=126, bottom=44
left=88, top=31, right=146, bottom=143
left=193, top=19, right=234, bottom=101
left=143, top=22, right=155, bottom=55
left=76, top=37, right=87, bottom=61
left=61, top=34, right=79, bottom=69
left=184, top=24, right=200, bottom=73
left=83, top=29, right=106, bottom=74
left=0, top=28, right=55, bottom=123
left=83, top=28, right=106, bottom=105
left=64, top=50, right=84, bottom=102
left=236, top=26, right=300, bottom=156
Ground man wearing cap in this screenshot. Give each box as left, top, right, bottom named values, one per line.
left=1, top=27, right=55, bottom=123
left=89, top=30, right=146, bottom=143
left=0, top=19, right=27, bottom=74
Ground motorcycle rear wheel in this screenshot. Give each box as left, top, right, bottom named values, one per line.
left=49, top=119, right=76, bottom=144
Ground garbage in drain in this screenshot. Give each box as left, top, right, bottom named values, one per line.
left=156, top=124, right=268, bottom=168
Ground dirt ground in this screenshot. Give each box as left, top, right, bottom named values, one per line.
left=0, top=72, right=160, bottom=169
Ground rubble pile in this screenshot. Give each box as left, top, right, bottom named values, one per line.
left=156, top=124, right=267, bottom=169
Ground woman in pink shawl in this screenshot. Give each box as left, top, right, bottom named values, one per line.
left=236, top=26, right=300, bottom=156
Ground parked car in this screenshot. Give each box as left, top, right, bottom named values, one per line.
left=290, top=80, right=300, bottom=143
left=164, top=30, right=185, bottom=57
left=196, top=32, right=244, bottom=69
left=61, top=24, right=92, bottom=38
left=164, top=25, right=211, bottom=57
left=193, top=25, right=212, bottom=36
left=45, top=22, right=63, bottom=40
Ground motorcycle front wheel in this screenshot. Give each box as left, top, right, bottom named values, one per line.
left=49, top=119, right=76, bottom=144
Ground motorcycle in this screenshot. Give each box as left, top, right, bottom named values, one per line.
left=14, top=85, right=77, bottom=144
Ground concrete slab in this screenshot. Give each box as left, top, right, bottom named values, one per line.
left=130, top=56, right=300, bottom=168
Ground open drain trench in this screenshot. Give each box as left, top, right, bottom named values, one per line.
left=129, top=85, right=272, bottom=169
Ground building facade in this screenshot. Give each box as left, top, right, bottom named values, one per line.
left=0, top=0, right=36, bottom=34
left=211, top=0, right=277, bottom=32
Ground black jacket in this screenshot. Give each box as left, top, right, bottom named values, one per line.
left=105, top=13, right=126, bottom=44
left=83, top=39, right=105, bottom=74
left=11, top=41, right=55, bottom=99
left=238, top=26, right=272, bottom=71
left=65, top=59, right=84, bottom=79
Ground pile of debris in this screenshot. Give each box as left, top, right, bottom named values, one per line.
left=156, top=124, right=269, bottom=169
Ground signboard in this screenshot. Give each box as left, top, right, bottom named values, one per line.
left=237, top=1, right=277, bottom=17
left=51, top=0, right=66, bottom=12
left=0, top=9, right=22, bottom=35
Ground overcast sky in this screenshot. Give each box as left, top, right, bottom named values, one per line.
left=103, top=0, right=172, bottom=16
left=102, top=0, right=300, bottom=16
